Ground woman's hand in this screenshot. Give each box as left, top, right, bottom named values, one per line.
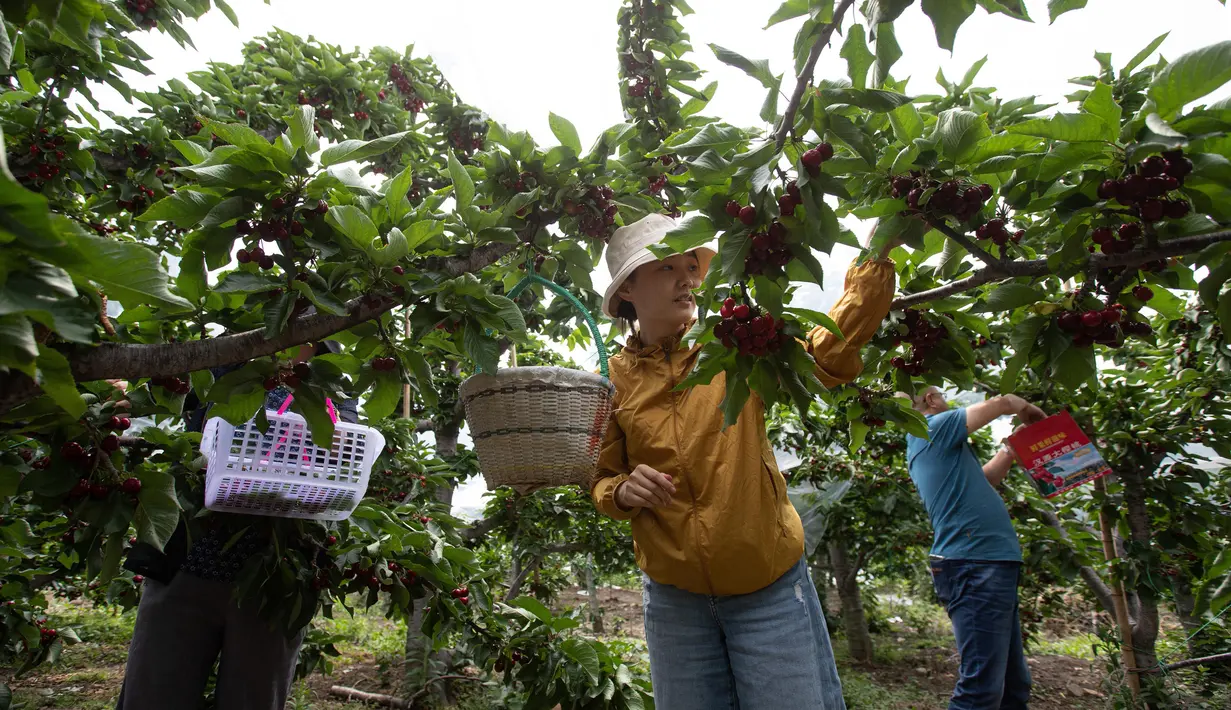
left=615, top=464, right=677, bottom=510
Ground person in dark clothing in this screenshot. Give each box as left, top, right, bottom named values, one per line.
left=117, top=341, right=357, bottom=710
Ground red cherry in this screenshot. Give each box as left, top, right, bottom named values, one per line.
left=121, top=477, right=142, bottom=494
left=1139, top=200, right=1164, bottom=222
left=1081, top=311, right=1104, bottom=330
left=738, top=206, right=757, bottom=226
left=237, top=249, right=251, bottom=264
left=1091, top=227, right=1114, bottom=245
left=316, top=200, right=329, bottom=214
left=1132, top=286, right=1154, bottom=302
left=801, top=148, right=823, bottom=175
left=1102, top=308, right=1122, bottom=324
left=733, top=304, right=751, bottom=320
left=1097, top=180, right=1118, bottom=200
left=270, top=197, right=286, bottom=211
left=816, top=143, right=834, bottom=161
left=392, top=265, right=405, bottom=275
left=1058, top=312, right=1082, bottom=332
left=116, top=417, right=131, bottom=431
left=263, top=377, right=279, bottom=391
left=101, top=434, right=120, bottom=452
left=1118, top=223, right=1142, bottom=241
left=1163, top=200, right=1190, bottom=219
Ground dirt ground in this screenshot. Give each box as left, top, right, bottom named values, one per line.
left=558, top=585, right=1110, bottom=710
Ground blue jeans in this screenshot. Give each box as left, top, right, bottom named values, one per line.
left=643, top=556, right=845, bottom=710
left=931, top=560, right=1032, bottom=710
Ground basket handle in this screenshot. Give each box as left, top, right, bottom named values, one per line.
left=262, top=394, right=339, bottom=463
left=507, top=270, right=610, bottom=379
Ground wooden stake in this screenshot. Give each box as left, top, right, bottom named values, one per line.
left=1095, top=477, right=1141, bottom=698
left=402, top=309, right=412, bottom=420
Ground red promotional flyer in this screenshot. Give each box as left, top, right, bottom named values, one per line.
left=1005, top=411, right=1112, bottom=498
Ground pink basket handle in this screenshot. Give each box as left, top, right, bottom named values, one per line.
left=276, top=394, right=338, bottom=423
left=262, top=394, right=339, bottom=463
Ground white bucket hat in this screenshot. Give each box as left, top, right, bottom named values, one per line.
left=601, top=213, right=717, bottom=319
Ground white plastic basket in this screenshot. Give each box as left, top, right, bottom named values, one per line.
left=200, top=408, right=384, bottom=521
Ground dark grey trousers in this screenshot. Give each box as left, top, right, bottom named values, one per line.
left=116, top=572, right=304, bottom=710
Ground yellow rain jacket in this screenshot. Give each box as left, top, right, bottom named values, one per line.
left=591, top=258, right=896, bottom=595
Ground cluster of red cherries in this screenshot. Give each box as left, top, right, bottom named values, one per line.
left=723, top=201, right=793, bottom=273
left=564, top=185, right=618, bottom=240
left=236, top=198, right=328, bottom=270
left=893, top=174, right=994, bottom=223
left=371, top=356, right=399, bottom=373
left=1097, top=149, right=1192, bottom=218
left=493, top=649, right=530, bottom=672
left=715, top=299, right=788, bottom=357
left=777, top=180, right=802, bottom=216
left=388, top=63, right=426, bottom=113
left=801, top=143, right=834, bottom=176
left=150, top=375, right=191, bottom=395
left=13, top=129, right=69, bottom=188
left=974, top=218, right=1024, bottom=246
left=889, top=310, right=946, bottom=376
left=623, top=53, right=663, bottom=101
left=123, top=0, right=159, bottom=28
left=262, top=362, right=312, bottom=391
left=116, top=184, right=157, bottom=213
left=1057, top=300, right=1152, bottom=348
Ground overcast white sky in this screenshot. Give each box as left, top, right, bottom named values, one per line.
left=109, top=0, right=1231, bottom=517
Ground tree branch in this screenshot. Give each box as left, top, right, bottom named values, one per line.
left=0, top=243, right=516, bottom=416
left=1035, top=506, right=1118, bottom=618
left=1161, top=651, right=1231, bottom=673
left=773, top=0, right=856, bottom=151
left=928, top=219, right=1003, bottom=268
left=893, top=228, right=1231, bottom=309
left=461, top=515, right=500, bottom=543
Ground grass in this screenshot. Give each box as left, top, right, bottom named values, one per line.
left=839, top=667, right=938, bottom=710
left=1031, top=632, right=1099, bottom=660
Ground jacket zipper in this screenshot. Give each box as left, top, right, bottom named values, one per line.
left=664, top=346, right=714, bottom=595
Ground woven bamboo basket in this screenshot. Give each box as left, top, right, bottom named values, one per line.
left=459, top=272, right=613, bottom=494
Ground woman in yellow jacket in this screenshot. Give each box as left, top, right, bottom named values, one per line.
left=591, top=214, right=896, bottom=710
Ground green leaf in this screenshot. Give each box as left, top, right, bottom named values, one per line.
left=41, top=225, right=193, bottom=313
left=1006, top=113, right=1112, bottom=142
left=819, top=88, right=913, bottom=112
left=1051, top=344, right=1096, bottom=389
left=137, top=190, right=222, bottom=228
left=888, top=102, right=925, bottom=143
left=721, top=371, right=751, bottom=429
left=1001, top=317, right=1047, bottom=393
left=766, top=0, right=809, bottom=27
left=464, top=322, right=500, bottom=374
left=214, top=0, right=240, bottom=25
left=287, top=105, right=319, bottom=155
left=263, top=291, right=294, bottom=338
left=920, top=0, right=976, bottom=52
left=826, top=114, right=878, bottom=166
left=325, top=205, right=379, bottom=248
left=666, top=123, right=746, bottom=157
left=214, top=271, right=283, bottom=294
left=366, top=227, right=409, bottom=267
left=561, top=639, right=602, bottom=684
left=840, top=25, right=874, bottom=90
left=976, top=0, right=1030, bottom=21
left=934, top=108, right=990, bottom=163
left=1046, top=0, right=1087, bottom=24
left=319, top=131, right=413, bottom=167
left=404, top=351, right=438, bottom=408
left=1081, top=82, right=1122, bottom=132
left=1123, top=32, right=1169, bottom=76
left=290, top=387, right=336, bottom=447
left=511, top=596, right=554, bottom=623
left=865, top=0, right=915, bottom=24
left=35, top=345, right=86, bottom=418
left=548, top=113, right=582, bottom=154
left=172, top=139, right=211, bottom=165
left=177, top=248, right=207, bottom=303
left=662, top=214, right=717, bottom=254
left=448, top=151, right=475, bottom=210
left=134, top=468, right=181, bottom=551
left=709, top=44, right=778, bottom=89
left=364, top=370, right=402, bottom=423
left=873, top=22, right=903, bottom=87
left=848, top=420, right=870, bottom=452
left=975, top=283, right=1045, bottom=312
left=1150, top=41, right=1231, bottom=119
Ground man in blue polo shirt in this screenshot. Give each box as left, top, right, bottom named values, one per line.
left=904, top=386, right=1046, bottom=710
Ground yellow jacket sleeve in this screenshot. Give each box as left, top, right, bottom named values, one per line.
left=591, top=406, right=640, bottom=521
left=807, top=258, right=896, bottom=388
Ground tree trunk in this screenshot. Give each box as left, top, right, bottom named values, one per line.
left=1170, top=572, right=1202, bottom=657
left=401, top=413, right=463, bottom=703
left=1120, top=465, right=1161, bottom=674
left=587, top=553, right=603, bottom=633
left=828, top=540, right=873, bottom=663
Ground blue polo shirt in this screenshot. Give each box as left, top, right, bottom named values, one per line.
left=906, top=408, right=1021, bottom=561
